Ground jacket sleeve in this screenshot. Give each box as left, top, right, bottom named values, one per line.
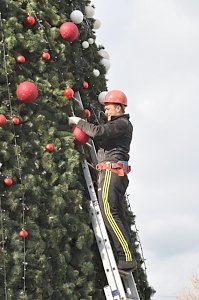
left=77, top=118, right=128, bottom=139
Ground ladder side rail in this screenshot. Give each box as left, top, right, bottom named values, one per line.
left=129, top=275, right=140, bottom=300
left=85, top=146, right=141, bottom=300
left=81, top=159, right=127, bottom=300
left=87, top=146, right=141, bottom=300
left=86, top=139, right=98, bottom=166
left=89, top=203, right=121, bottom=300
left=121, top=273, right=140, bottom=300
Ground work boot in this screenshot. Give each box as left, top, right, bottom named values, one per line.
left=117, top=259, right=137, bottom=272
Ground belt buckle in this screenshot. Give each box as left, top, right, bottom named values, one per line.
left=105, top=161, right=112, bottom=167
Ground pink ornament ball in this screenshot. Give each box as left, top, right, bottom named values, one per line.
left=16, top=55, right=26, bottom=64
left=84, top=109, right=91, bottom=119
left=45, top=143, right=55, bottom=153
left=3, top=177, right=13, bottom=186
left=19, top=229, right=29, bottom=238
left=42, top=52, right=51, bottom=61
left=12, top=116, right=21, bottom=125
left=16, top=81, right=38, bottom=103
left=82, top=81, right=89, bottom=89
left=63, top=87, right=74, bottom=99
left=71, top=125, right=89, bottom=145
left=59, top=22, right=79, bottom=41
left=0, top=114, right=7, bottom=126
left=24, top=16, right=36, bottom=26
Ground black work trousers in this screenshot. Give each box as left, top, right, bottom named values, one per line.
left=98, top=169, right=133, bottom=262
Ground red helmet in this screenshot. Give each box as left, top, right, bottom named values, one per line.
left=104, top=90, right=127, bottom=106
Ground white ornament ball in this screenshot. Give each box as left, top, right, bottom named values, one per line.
left=100, top=58, right=111, bottom=71
left=98, top=91, right=108, bottom=104
left=70, top=10, right=84, bottom=24
left=98, top=49, right=110, bottom=59
left=85, top=6, right=95, bottom=18
left=93, top=69, right=100, bottom=77
left=93, top=19, right=101, bottom=30
left=88, top=38, right=94, bottom=44
left=82, top=41, right=89, bottom=49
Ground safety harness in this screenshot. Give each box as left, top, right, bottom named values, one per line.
left=96, top=161, right=131, bottom=176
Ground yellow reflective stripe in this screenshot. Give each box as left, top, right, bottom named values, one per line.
left=102, top=170, right=132, bottom=261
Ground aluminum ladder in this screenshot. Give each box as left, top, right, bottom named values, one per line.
left=74, top=92, right=140, bottom=300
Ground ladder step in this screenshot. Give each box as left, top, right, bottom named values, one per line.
left=119, top=270, right=133, bottom=277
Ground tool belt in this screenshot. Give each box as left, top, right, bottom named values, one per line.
left=96, top=161, right=131, bottom=176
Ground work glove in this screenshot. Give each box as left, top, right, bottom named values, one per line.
left=68, top=116, right=82, bottom=125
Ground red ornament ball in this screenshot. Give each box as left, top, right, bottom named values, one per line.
left=12, top=116, right=20, bottom=125
left=59, top=22, right=79, bottom=41
left=82, top=81, right=89, bottom=89
left=84, top=109, right=91, bottom=119
left=24, top=16, right=36, bottom=26
left=16, top=81, right=38, bottom=103
left=19, top=229, right=29, bottom=238
left=16, top=55, right=26, bottom=64
left=63, top=87, right=74, bottom=99
left=45, top=143, right=55, bottom=153
left=71, top=125, right=89, bottom=145
left=0, top=114, right=7, bottom=126
left=3, top=177, right=13, bottom=186
left=42, top=52, right=51, bottom=61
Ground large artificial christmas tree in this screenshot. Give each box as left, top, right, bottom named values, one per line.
left=0, top=1, right=155, bottom=299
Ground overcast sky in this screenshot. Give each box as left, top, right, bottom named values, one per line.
left=92, top=1, right=199, bottom=299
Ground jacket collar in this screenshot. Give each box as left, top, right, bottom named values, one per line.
left=110, top=114, right=130, bottom=121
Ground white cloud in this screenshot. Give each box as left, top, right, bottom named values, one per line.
left=147, top=251, right=199, bottom=299
left=141, top=214, right=199, bottom=255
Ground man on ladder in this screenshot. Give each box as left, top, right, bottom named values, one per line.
left=69, top=90, right=137, bottom=273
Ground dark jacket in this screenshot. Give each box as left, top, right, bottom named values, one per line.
left=77, top=114, right=133, bottom=163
